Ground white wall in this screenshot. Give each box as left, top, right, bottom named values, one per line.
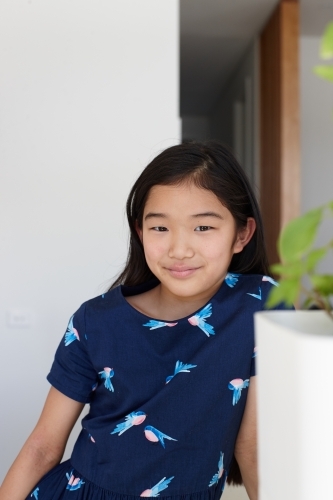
left=0, top=0, right=180, bottom=481
left=300, top=35, right=333, bottom=272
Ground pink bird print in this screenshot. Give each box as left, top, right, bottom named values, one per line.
left=188, top=303, right=215, bottom=337
left=262, top=275, right=278, bottom=287
left=84, top=428, right=95, bottom=443
left=140, top=476, right=174, bottom=497
left=66, top=471, right=85, bottom=491
left=252, top=346, right=258, bottom=358
left=64, top=315, right=80, bottom=346
left=98, top=367, right=114, bottom=392
left=143, top=320, right=178, bottom=330
left=228, top=378, right=250, bottom=405
left=144, top=425, right=177, bottom=448
left=111, top=411, right=147, bottom=435
left=209, top=452, right=224, bottom=487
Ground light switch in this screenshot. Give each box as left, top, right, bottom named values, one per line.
left=7, top=309, right=32, bottom=328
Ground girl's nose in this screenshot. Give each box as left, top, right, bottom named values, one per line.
left=168, top=233, right=194, bottom=259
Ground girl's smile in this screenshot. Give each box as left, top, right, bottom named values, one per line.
left=136, top=182, right=255, bottom=318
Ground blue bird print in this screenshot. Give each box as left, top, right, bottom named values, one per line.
left=209, top=452, right=224, bottom=487
left=66, top=471, right=85, bottom=491
left=225, top=273, right=240, bottom=288
left=31, top=487, right=39, bottom=499
left=143, top=320, right=178, bottom=330
left=222, top=472, right=228, bottom=492
left=247, top=287, right=262, bottom=300
left=228, top=378, right=250, bottom=405
left=140, top=476, right=174, bottom=497
left=166, top=360, right=197, bottom=383
left=188, top=303, right=215, bottom=337
left=252, top=346, right=258, bottom=358
left=111, top=411, right=147, bottom=435
left=64, top=315, right=80, bottom=346
left=144, top=425, right=177, bottom=448
left=98, top=367, right=114, bottom=392
left=262, top=275, right=279, bottom=287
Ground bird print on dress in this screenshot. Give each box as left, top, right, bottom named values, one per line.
left=144, top=425, right=177, bottom=448
left=64, top=315, right=80, bottom=346
left=188, top=304, right=215, bottom=337
left=83, top=428, right=95, bottom=443
left=262, top=275, right=279, bottom=286
left=228, top=378, right=250, bottom=405
left=225, top=273, right=240, bottom=288
left=140, top=476, right=175, bottom=497
left=143, top=320, right=178, bottom=330
left=92, top=382, right=98, bottom=391
left=252, top=346, right=258, bottom=358
left=221, top=472, right=228, bottom=492
left=98, top=367, right=114, bottom=392
left=165, top=360, right=197, bottom=383
left=66, top=471, right=85, bottom=491
left=30, top=487, right=39, bottom=499
left=111, top=411, right=147, bottom=435
left=247, top=287, right=262, bottom=300
left=209, top=452, right=224, bottom=487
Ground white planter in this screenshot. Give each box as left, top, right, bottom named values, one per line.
left=254, top=311, right=333, bottom=500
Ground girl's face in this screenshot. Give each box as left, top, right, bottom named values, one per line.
left=138, top=182, right=255, bottom=304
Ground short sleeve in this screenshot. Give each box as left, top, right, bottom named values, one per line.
left=250, top=277, right=295, bottom=377
left=47, top=304, right=98, bottom=403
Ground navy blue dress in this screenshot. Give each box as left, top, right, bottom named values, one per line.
left=27, top=273, right=284, bottom=500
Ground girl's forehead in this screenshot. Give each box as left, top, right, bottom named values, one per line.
left=143, top=183, right=227, bottom=213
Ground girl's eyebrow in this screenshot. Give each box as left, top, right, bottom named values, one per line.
left=192, top=212, right=224, bottom=219
left=144, top=212, right=167, bottom=220
left=144, top=211, right=224, bottom=221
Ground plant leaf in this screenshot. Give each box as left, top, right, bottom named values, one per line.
left=305, top=247, right=327, bottom=272
left=313, top=65, right=333, bottom=82
left=278, top=207, right=323, bottom=262
left=265, top=278, right=300, bottom=308
left=310, top=275, right=333, bottom=296
left=328, top=201, right=333, bottom=213
left=270, top=261, right=304, bottom=279
left=320, top=22, right=333, bottom=60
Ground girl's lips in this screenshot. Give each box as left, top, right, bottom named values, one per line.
left=166, top=267, right=199, bottom=278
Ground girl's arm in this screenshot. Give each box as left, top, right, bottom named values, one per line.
left=234, top=376, right=258, bottom=500
left=0, top=387, right=84, bottom=500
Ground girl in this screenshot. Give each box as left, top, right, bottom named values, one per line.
left=0, top=141, right=286, bottom=500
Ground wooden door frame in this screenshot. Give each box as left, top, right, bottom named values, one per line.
left=260, top=0, right=300, bottom=265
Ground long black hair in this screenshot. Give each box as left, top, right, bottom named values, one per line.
left=110, top=140, right=269, bottom=289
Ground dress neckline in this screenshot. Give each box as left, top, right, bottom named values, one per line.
left=118, top=278, right=228, bottom=324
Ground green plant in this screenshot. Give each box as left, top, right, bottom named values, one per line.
left=267, top=22, right=333, bottom=317
left=313, top=21, right=333, bottom=84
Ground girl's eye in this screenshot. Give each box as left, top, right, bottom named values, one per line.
left=195, top=226, right=211, bottom=231
left=152, top=226, right=168, bottom=232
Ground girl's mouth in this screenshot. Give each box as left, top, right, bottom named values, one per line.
left=166, top=267, right=199, bottom=278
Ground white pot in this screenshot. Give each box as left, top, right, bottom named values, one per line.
left=254, top=311, right=333, bottom=500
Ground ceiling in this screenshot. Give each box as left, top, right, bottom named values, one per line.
left=180, top=0, right=333, bottom=116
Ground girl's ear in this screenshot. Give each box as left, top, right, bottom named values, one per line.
left=135, top=221, right=143, bottom=242
left=233, top=217, right=256, bottom=254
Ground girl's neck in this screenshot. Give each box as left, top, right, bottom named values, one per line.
left=125, top=281, right=222, bottom=322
